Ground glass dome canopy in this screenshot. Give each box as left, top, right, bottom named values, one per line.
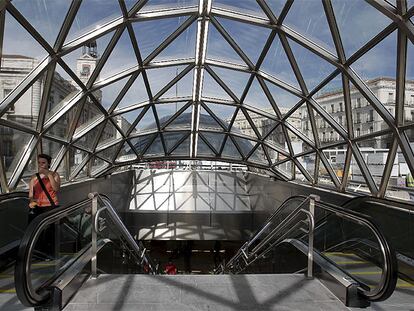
left=0, top=0, right=413, bottom=200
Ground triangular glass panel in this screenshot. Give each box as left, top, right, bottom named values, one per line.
left=267, top=0, right=288, bottom=19
left=129, top=134, right=155, bottom=155
left=313, top=74, right=348, bottom=132
left=96, top=119, right=124, bottom=149
left=331, top=0, right=392, bottom=58
left=160, top=69, right=194, bottom=99
left=73, top=122, right=104, bottom=151
left=200, top=132, right=225, bottom=153
left=41, top=137, right=65, bottom=159
left=405, top=42, right=414, bottom=126
left=165, top=105, right=193, bottom=130
left=202, top=70, right=234, bottom=100
left=146, top=65, right=188, bottom=97
left=261, top=36, right=300, bottom=88
left=154, top=21, right=197, bottom=62
left=287, top=38, right=336, bottom=92
left=45, top=105, right=79, bottom=142
left=2, top=11, right=48, bottom=69
left=164, top=132, right=188, bottom=153
left=117, top=107, right=144, bottom=134
left=285, top=128, right=312, bottom=155
left=310, top=106, right=344, bottom=147
left=222, top=137, right=242, bottom=160
left=61, top=31, right=114, bottom=87
left=296, top=153, right=316, bottom=183
left=205, top=22, right=246, bottom=65
left=234, top=136, right=256, bottom=157
left=356, top=133, right=393, bottom=188
left=0, top=125, right=33, bottom=179
left=265, top=81, right=302, bottom=110
left=171, top=136, right=190, bottom=156
left=216, top=17, right=271, bottom=64
left=284, top=0, right=336, bottom=55
left=317, top=156, right=336, bottom=188
left=246, top=110, right=277, bottom=138
left=345, top=152, right=370, bottom=195
left=156, top=102, right=188, bottom=128
left=65, top=1, right=122, bottom=43
left=94, top=76, right=130, bottom=111
left=352, top=31, right=397, bottom=82
left=12, top=0, right=71, bottom=46
left=248, top=144, right=268, bottom=165
left=67, top=146, right=88, bottom=176
left=244, top=78, right=275, bottom=113
left=91, top=156, right=110, bottom=175
left=1, top=72, right=48, bottom=130
left=275, top=160, right=293, bottom=179
left=144, top=134, right=164, bottom=156
left=264, top=124, right=289, bottom=152
left=96, top=142, right=122, bottom=162
left=204, top=103, right=237, bottom=129
left=264, top=145, right=283, bottom=163
left=45, top=65, right=82, bottom=123
left=230, top=109, right=258, bottom=139
left=133, top=16, right=190, bottom=61
left=210, top=66, right=251, bottom=99
left=349, top=80, right=391, bottom=138
left=322, top=145, right=348, bottom=183
left=99, top=29, right=139, bottom=80
left=214, top=0, right=267, bottom=18
left=140, top=0, right=198, bottom=12
left=131, top=107, right=158, bottom=134
left=115, top=74, right=149, bottom=110
left=74, top=97, right=106, bottom=137
left=15, top=150, right=38, bottom=189
left=116, top=141, right=137, bottom=162
left=197, top=137, right=216, bottom=156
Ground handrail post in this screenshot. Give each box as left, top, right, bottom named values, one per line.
left=307, top=195, right=319, bottom=279
left=90, top=193, right=98, bottom=279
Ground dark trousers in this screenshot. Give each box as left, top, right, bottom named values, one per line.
left=28, top=206, right=57, bottom=259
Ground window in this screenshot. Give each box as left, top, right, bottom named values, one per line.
left=322, top=132, right=326, bottom=141
left=339, top=102, right=343, bottom=112
left=331, top=104, right=335, bottom=113
left=330, top=131, right=334, bottom=140
left=388, top=92, right=394, bottom=102
left=338, top=116, right=343, bottom=126
left=369, top=126, right=373, bottom=134
left=411, top=95, right=414, bottom=105
left=368, top=110, right=374, bottom=122
left=356, top=112, right=361, bottom=123
left=356, top=128, right=361, bottom=136
left=356, top=97, right=361, bottom=108
left=411, top=111, right=414, bottom=121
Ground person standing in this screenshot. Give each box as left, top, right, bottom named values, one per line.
left=28, top=153, right=61, bottom=222
left=28, top=154, right=61, bottom=260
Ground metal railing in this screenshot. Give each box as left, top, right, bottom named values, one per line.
left=218, top=194, right=398, bottom=302
left=15, top=193, right=156, bottom=308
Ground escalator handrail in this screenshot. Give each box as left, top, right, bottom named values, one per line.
left=224, top=194, right=397, bottom=302
left=314, top=200, right=398, bottom=302
left=14, top=197, right=93, bottom=307
left=0, top=191, right=28, bottom=202
left=92, top=193, right=156, bottom=273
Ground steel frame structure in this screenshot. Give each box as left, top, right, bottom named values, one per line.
left=0, top=0, right=413, bottom=199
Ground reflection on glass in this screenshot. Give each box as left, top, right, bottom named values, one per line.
left=29, top=205, right=92, bottom=291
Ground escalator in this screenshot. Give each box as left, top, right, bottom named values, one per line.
left=10, top=193, right=401, bottom=309
left=218, top=195, right=399, bottom=307
left=13, top=193, right=155, bottom=310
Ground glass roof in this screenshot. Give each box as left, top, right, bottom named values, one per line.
left=1, top=0, right=414, bottom=201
